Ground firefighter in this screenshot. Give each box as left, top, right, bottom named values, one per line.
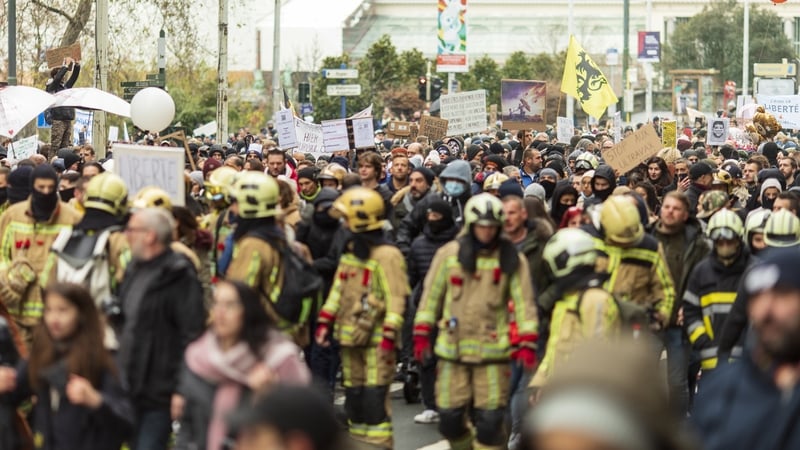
left=414, top=193, right=538, bottom=450
left=200, top=166, right=239, bottom=281
left=315, top=187, right=409, bottom=449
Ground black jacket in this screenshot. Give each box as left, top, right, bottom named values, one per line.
left=686, top=183, right=708, bottom=217
left=407, top=222, right=459, bottom=301
left=5, top=360, right=133, bottom=450
left=116, top=249, right=206, bottom=409
left=396, top=191, right=468, bottom=255
left=45, top=64, right=80, bottom=121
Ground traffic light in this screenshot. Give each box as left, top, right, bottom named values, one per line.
left=298, top=82, right=311, bottom=103
left=418, top=76, right=428, bottom=101
left=431, top=77, right=443, bottom=101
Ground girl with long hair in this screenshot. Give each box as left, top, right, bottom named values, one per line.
left=645, top=156, right=673, bottom=198
left=0, top=283, right=133, bottom=449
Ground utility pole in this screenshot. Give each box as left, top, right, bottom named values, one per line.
left=8, top=0, right=16, bottom=85
left=217, top=0, right=229, bottom=143
left=565, top=0, right=574, bottom=121
left=93, top=0, right=109, bottom=157
left=742, top=0, right=750, bottom=97
left=272, top=0, right=282, bottom=116
left=622, top=0, right=630, bottom=122
left=426, top=61, right=432, bottom=102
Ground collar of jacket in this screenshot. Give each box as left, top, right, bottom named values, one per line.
left=24, top=198, right=61, bottom=224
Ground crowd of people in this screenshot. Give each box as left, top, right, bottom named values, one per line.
left=0, top=114, right=799, bottom=450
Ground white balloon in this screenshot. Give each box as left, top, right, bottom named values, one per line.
left=130, top=87, right=175, bottom=133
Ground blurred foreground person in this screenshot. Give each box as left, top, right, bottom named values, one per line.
left=0, top=283, right=133, bottom=449
left=693, top=248, right=800, bottom=450
left=176, top=280, right=310, bottom=450
left=523, top=339, right=698, bottom=450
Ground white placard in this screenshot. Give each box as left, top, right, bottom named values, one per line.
left=108, top=126, right=119, bottom=142
left=322, top=119, right=350, bottom=152
left=276, top=109, right=298, bottom=149
left=440, top=89, right=487, bottom=135
left=294, top=118, right=325, bottom=155
left=247, top=143, right=263, bottom=153
left=73, top=109, right=93, bottom=146
left=556, top=117, right=573, bottom=144
left=707, top=118, right=730, bottom=146
left=613, top=112, right=622, bottom=144
left=756, top=95, right=800, bottom=129
left=352, top=117, right=374, bottom=149
left=112, top=144, right=185, bottom=206
left=11, top=135, right=38, bottom=160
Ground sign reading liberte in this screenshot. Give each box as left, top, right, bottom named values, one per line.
left=113, top=144, right=185, bottom=206
left=440, top=90, right=487, bottom=135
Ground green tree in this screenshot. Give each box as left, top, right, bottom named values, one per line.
left=501, top=51, right=534, bottom=80
left=399, top=48, right=430, bottom=83
left=458, top=55, right=501, bottom=105
left=662, top=0, right=796, bottom=85
left=309, top=54, right=371, bottom=121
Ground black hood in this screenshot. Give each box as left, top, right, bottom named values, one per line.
left=593, top=164, right=616, bottom=185
left=549, top=180, right=578, bottom=224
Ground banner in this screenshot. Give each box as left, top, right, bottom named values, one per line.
left=603, top=125, right=662, bottom=174
left=556, top=117, right=573, bottom=144
left=440, top=89, right=487, bottom=135
left=112, top=144, right=185, bottom=206
left=294, top=118, right=325, bottom=156
left=561, top=35, right=618, bottom=120
left=756, top=95, right=800, bottom=129
left=637, top=31, right=660, bottom=63
left=501, top=79, right=546, bottom=131
left=436, top=0, right=468, bottom=73
left=73, top=109, right=93, bottom=147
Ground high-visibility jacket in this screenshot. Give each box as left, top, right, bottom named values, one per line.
left=318, top=245, right=409, bottom=347
left=415, top=239, right=538, bottom=364
left=201, top=207, right=234, bottom=279
left=0, top=200, right=81, bottom=325
left=683, top=249, right=753, bottom=370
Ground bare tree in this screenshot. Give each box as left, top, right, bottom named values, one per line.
left=31, top=0, right=93, bottom=46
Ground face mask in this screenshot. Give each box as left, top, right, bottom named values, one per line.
left=428, top=218, right=453, bottom=235
left=31, top=189, right=59, bottom=222
left=593, top=183, right=614, bottom=201
left=59, top=187, right=75, bottom=203
left=314, top=210, right=339, bottom=228
left=540, top=180, right=556, bottom=198
left=444, top=181, right=466, bottom=197
left=762, top=197, right=775, bottom=210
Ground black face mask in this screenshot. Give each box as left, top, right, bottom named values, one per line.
left=31, top=189, right=59, bottom=222
left=59, top=188, right=75, bottom=203
left=762, top=197, right=775, bottom=211
left=428, top=218, right=453, bottom=235
left=540, top=180, right=556, bottom=199
left=593, top=183, right=614, bottom=201
left=0, top=188, right=8, bottom=205
left=553, top=202, right=573, bottom=223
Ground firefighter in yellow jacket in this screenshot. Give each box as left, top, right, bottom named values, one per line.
left=315, top=187, right=409, bottom=449
left=200, top=166, right=239, bottom=281
left=530, top=228, right=621, bottom=389
left=0, top=165, right=81, bottom=349
left=414, top=193, right=538, bottom=450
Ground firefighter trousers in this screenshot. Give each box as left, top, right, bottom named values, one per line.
left=341, top=346, right=395, bottom=448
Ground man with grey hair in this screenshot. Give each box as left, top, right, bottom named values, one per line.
left=117, top=207, right=206, bottom=450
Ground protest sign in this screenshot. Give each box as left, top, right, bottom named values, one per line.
left=440, top=90, right=487, bottom=135
left=419, top=116, right=449, bottom=142
left=501, top=80, right=546, bottom=130
left=602, top=125, right=662, bottom=174
left=10, top=135, right=38, bottom=160
left=112, top=144, right=185, bottom=206
left=756, top=95, right=800, bottom=129
left=613, top=112, right=622, bottom=144
left=73, top=110, right=93, bottom=147
left=556, top=117, right=573, bottom=144
left=350, top=105, right=373, bottom=119
left=46, top=43, right=81, bottom=69
left=294, top=118, right=325, bottom=156
left=386, top=121, right=412, bottom=137
left=108, top=126, right=119, bottom=143
left=707, top=118, right=730, bottom=146
left=275, top=109, right=298, bottom=149
left=351, top=117, right=375, bottom=149
left=248, top=143, right=263, bottom=154
left=661, top=120, right=677, bottom=149
left=321, top=119, right=350, bottom=152
left=409, top=123, right=420, bottom=143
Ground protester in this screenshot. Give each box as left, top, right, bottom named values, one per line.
left=45, top=57, right=81, bottom=150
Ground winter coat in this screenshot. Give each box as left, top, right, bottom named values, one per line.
left=407, top=222, right=459, bottom=302
left=117, top=249, right=206, bottom=410
left=686, top=183, right=708, bottom=217
left=45, top=64, right=80, bottom=121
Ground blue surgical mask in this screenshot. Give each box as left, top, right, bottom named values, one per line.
left=444, top=181, right=466, bottom=197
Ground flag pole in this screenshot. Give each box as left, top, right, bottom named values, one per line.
left=565, top=1, right=574, bottom=122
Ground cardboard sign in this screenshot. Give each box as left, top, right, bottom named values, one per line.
left=440, top=90, right=487, bottom=135
left=112, top=144, right=186, bottom=206
left=419, top=116, right=449, bottom=142
left=602, top=125, right=662, bottom=174
left=756, top=95, right=800, bottom=129
left=386, top=121, right=411, bottom=137
left=409, top=123, right=420, bottom=143
left=661, top=120, right=677, bottom=149
left=46, top=43, right=82, bottom=69
left=321, top=119, right=350, bottom=152
left=351, top=117, right=375, bottom=149
left=275, top=109, right=298, bottom=149
left=294, top=118, right=325, bottom=155
left=556, top=117, right=573, bottom=144
left=10, top=135, right=38, bottom=160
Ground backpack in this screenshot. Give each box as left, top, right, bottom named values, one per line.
left=247, top=231, right=323, bottom=325
left=50, top=227, right=121, bottom=308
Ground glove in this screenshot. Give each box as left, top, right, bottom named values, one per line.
left=379, top=336, right=395, bottom=353
left=513, top=347, right=537, bottom=370
left=314, top=323, right=330, bottom=345
left=413, top=335, right=430, bottom=362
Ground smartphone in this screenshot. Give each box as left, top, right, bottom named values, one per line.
left=677, top=174, right=688, bottom=182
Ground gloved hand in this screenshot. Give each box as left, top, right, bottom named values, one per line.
left=413, top=334, right=431, bottom=362
left=513, top=347, right=537, bottom=371
left=314, top=323, right=330, bottom=347
left=379, top=336, right=395, bottom=353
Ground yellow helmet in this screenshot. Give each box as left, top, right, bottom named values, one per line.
left=131, top=186, right=172, bottom=210
left=330, top=187, right=385, bottom=232
left=232, top=171, right=280, bottom=219
left=318, top=163, right=347, bottom=185
left=600, top=195, right=643, bottom=245
left=763, top=209, right=800, bottom=248
left=543, top=228, right=598, bottom=279
left=575, top=152, right=599, bottom=171
left=464, top=193, right=504, bottom=228
left=483, top=173, right=509, bottom=191
left=205, top=166, right=239, bottom=203
left=84, top=173, right=128, bottom=217
left=711, top=170, right=733, bottom=194
left=707, top=209, right=744, bottom=241
left=745, top=209, right=771, bottom=242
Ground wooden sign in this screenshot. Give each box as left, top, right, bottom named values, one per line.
left=419, top=116, right=449, bottom=142
left=408, top=123, right=419, bottom=142
left=386, top=121, right=412, bottom=137
left=46, top=43, right=82, bottom=69
left=602, top=125, right=663, bottom=174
